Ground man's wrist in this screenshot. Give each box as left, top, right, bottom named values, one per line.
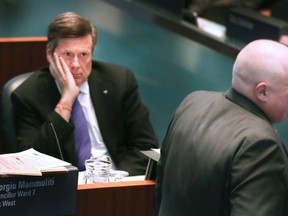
left=55, top=103, right=72, bottom=122
left=56, top=103, right=72, bottom=112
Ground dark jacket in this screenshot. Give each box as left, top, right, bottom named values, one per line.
left=156, top=88, right=288, bottom=215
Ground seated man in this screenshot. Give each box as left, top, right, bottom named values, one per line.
left=11, top=12, right=158, bottom=175
left=156, top=39, right=288, bottom=215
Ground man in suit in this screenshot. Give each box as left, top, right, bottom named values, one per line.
left=156, top=39, right=288, bottom=215
left=11, top=12, right=158, bottom=176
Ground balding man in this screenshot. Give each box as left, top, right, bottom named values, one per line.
left=156, top=39, right=288, bottom=216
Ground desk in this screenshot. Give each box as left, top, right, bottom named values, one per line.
left=77, top=180, right=156, bottom=216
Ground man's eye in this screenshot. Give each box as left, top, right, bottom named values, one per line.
left=63, top=52, right=71, bottom=57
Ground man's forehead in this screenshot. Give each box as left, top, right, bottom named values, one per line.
left=56, top=37, right=93, bottom=51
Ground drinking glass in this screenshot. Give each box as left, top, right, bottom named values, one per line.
left=83, top=155, right=112, bottom=184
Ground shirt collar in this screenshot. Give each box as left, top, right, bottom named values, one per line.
left=79, top=81, right=89, bottom=94
left=225, top=88, right=271, bottom=123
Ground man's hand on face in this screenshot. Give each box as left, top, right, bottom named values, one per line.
left=47, top=52, right=79, bottom=106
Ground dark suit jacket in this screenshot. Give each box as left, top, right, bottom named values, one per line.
left=12, top=60, right=158, bottom=175
left=156, top=88, right=288, bottom=216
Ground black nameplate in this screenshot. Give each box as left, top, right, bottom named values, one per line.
left=0, top=166, right=78, bottom=216
left=226, top=8, right=288, bottom=43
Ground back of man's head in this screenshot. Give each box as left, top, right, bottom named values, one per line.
left=232, top=39, right=288, bottom=123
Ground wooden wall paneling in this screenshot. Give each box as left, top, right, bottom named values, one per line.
left=0, top=37, right=48, bottom=89
left=0, top=37, right=48, bottom=152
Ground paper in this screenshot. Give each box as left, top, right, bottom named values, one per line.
left=0, top=155, right=42, bottom=176
left=196, top=17, right=226, bottom=38
left=152, top=148, right=160, bottom=154
left=0, top=148, right=71, bottom=176
left=77, top=171, right=145, bottom=185
left=17, top=148, right=70, bottom=170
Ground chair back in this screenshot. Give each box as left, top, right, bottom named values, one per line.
left=1, top=72, right=34, bottom=153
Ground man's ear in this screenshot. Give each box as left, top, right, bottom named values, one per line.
left=46, top=44, right=54, bottom=63
left=255, top=82, right=268, bottom=102
left=46, top=44, right=52, bottom=56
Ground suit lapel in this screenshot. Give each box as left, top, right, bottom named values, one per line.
left=36, top=68, right=61, bottom=112
left=88, top=67, right=115, bottom=151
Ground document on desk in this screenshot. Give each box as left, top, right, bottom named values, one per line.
left=0, top=154, right=42, bottom=176
left=0, top=148, right=71, bottom=176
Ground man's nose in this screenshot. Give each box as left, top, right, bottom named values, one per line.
left=71, top=55, right=80, bottom=68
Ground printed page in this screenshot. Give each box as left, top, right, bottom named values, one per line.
left=0, top=155, right=42, bottom=176
left=0, top=148, right=71, bottom=176
left=17, top=148, right=71, bottom=171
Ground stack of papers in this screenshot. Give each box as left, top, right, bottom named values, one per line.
left=0, top=148, right=71, bottom=176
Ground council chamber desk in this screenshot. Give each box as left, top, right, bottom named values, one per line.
left=76, top=180, right=156, bottom=216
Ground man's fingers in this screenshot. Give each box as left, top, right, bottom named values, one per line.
left=53, top=53, right=66, bottom=82
left=59, top=56, right=70, bottom=80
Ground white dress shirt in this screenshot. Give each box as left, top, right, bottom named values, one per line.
left=56, top=80, right=116, bottom=169
left=78, top=81, right=116, bottom=169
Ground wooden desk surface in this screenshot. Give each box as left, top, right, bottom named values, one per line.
left=77, top=180, right=156, bottom=216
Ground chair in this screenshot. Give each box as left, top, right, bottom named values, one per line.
left=1, top=72, right=34, bottom=153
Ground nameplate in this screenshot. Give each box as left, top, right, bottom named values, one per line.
left=226, top=8, right=288, bottom=43
left=0, top=166, right=78, bottom=216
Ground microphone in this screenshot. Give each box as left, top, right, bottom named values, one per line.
left=49, top=122, right=64, bottom=161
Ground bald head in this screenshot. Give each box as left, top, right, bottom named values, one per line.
left=233, top=40, right=288, bottom=94
left=232, top=39, right=288, bottom=123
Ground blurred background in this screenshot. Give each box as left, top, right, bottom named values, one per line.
left=1, top=0, right=288, bottom=148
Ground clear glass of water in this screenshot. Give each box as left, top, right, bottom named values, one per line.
left=83, top=155, right=112, bottom=184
